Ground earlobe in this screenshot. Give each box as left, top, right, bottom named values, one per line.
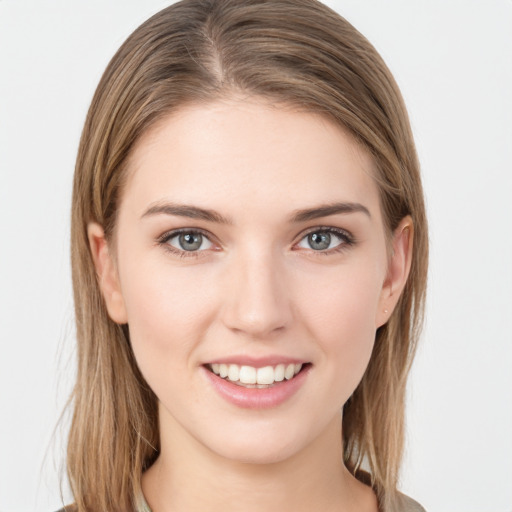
left=376, top=216, right=414, bottom=328
left=87, top=222, right=128, bottom=324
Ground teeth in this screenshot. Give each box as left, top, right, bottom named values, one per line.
left=284, top=363, right=295, bottom=380
left=209, top=362, right=303, bottom=385
left=239, top=366, right=257, bottom=384
left=274, top=364, right=285, bottom=382
left=256, top=366, right=274, bottom=385
left=228, top=364, right=240, bottom=382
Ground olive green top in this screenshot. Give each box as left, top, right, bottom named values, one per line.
left=55, top=489, right=426, bottom=511
left=138, top=491, right=426, bottom=512
left=396, top=492, right=427, bottom=512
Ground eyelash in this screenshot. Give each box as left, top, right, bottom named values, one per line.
left=157, top=228, right=216, bottom=259
left=156, top=226, right=356, bottom=258
left=295, top=226, right=355, bottom=256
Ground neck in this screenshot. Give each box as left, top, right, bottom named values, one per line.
left=142, top=411, right=377, bottom=512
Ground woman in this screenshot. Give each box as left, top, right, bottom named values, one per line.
left=65, top=0, right=428, bottom=510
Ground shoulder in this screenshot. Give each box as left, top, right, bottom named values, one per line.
left=394, top=491, right=427, bottom=512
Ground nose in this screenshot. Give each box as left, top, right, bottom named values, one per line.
left=221, top=248, right=291, bottom=338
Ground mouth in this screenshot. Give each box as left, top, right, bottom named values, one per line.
left=206, top=362, right=309, bottom=388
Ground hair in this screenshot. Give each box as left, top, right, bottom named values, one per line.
left=67, top=1, right=428, bottom=511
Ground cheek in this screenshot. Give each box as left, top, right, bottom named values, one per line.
left=298, top=260, right=382, bottom=336
left=295, top=263, right=383, bottom=392
left=117, top=253, right=218, bottom=376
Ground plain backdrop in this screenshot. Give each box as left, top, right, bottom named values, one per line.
left=1, top=1, right=511, bottom=511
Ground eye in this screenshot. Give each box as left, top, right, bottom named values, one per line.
left=296, top=228, right=352, bottom=252
left=164, top=230, right=213, bottom=252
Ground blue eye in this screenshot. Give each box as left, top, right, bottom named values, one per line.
left=166, top=231, right=213, bottom=252
left=296, top=228, right=351, bottom=251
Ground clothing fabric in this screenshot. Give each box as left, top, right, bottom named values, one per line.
left=137, top=491, right=426, bottom=512
left=396, top=491, right=427, bottom=512
left=54, top=489, right=426, bottom=511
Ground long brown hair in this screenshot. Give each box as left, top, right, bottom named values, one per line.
left=67, top=1, right=428, bottom=510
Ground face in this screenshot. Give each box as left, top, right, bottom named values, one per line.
left=90, top=98, right=410, bottom=465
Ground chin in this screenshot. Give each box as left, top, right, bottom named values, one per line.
left=215, top=442, right=300, bottom=466
left=201, top=421, right=313, bottom=466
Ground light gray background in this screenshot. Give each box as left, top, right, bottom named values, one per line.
left=1, top=1, right=511, bottom=511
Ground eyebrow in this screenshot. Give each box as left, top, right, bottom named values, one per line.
left=141, top=202, right=233, bottom=224
left=140, top=200, right=370, bottom=224
left=290, top=202, right=371, bottom=222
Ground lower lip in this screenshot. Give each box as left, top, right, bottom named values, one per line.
left=202, top=365, right=310, bottom=409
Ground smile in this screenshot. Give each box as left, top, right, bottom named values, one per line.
left=203, top=361, right=311, bottom=409
left=209, top=363, right=303, bottom=387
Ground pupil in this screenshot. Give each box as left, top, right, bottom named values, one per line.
left=309, top=232, right=330, bottom=250
left=179, top=233, right=202, bottom=251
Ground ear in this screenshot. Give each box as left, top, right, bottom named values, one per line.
left=87, top=222, right=128, bottom=324
left=375, top=216, right=414, bottom=328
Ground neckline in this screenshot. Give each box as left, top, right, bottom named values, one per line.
left=138, top=492, right=152, bottom=512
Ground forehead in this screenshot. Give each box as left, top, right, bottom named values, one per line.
left=121, top=98, right=381, bottom=220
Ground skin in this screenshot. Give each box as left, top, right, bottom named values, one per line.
left=89, top=97, right=412, bottom=512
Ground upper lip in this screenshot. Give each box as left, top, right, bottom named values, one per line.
left=204, top=355, right=308, bottom=368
